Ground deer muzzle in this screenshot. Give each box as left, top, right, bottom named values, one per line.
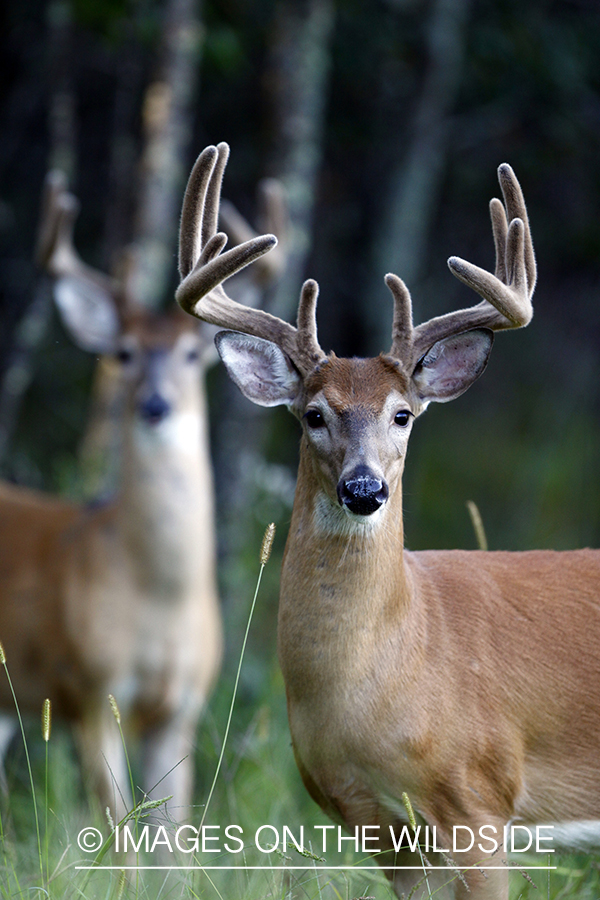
left=138, top=392, right=172, bottom=425
left=337, top=465, right=389, bottom=516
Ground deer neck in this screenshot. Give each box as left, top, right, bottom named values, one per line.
left=117, top=391, right=214, bottom=599
left=278, top=440, right=415, bottom=696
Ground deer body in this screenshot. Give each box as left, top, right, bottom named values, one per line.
left=285, top=542, right=600, bottom=898
left=275, top=364, right=600, bottom=898
left=278, top=361, right=600, bottom=836
left=174, top=144, right=600, bottom=898
left=0, top=177, right=223, bottom=820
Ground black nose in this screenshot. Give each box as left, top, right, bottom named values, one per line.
left=337, top=466, right=389, bottom=516
left=139, top=392, right=171, bottom=424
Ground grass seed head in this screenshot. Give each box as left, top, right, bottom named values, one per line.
left=42, top=698, right=51, bottom=742
left=260, top=522, right=276, bottom=565
left=117, top=869, right=127, bottom=899
left=108, top=693, right=121, bottom=725
left=0, top=641, right=6, bottom=666
left=402, top=791, right=417, bottom=831
left=466, top=500, right=488, bottom=551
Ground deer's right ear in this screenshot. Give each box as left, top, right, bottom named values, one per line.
left=53, top=275, right=120, bottom=354
left=215, top=331, right=302, bottom=407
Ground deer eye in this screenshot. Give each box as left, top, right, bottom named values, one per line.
left=304, top=409, right=325, bottom=429
left=394, top=410, right=412, bottom=427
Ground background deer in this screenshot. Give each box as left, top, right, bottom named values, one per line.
left=175, top=142, right=600, bottom=899
left=0, top=171, right=229, bottom=822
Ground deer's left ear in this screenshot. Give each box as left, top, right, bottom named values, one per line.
left=411, top=328, right=493, bottom=403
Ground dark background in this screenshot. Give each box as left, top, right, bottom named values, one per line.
left=1, top=0, right=600, bottom=575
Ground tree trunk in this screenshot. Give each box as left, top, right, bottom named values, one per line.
left=213, top=0, right=335, bottom=608
left=126, top=0, right=203, bottom=310
left=79, top=0, right=203, bottom=496
left=264, top=0, right=335, bottom=320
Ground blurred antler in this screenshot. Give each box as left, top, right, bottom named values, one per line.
left=219, top=177, right=289, bottom=287
left=36, top=170, right=118, bottom=296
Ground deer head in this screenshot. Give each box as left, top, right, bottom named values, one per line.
left=176, top=143, right=535, bottom=525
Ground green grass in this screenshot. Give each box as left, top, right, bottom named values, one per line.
left=2, top=688, right=600, bottom=899
left=0, top=668, right=397, bottom=899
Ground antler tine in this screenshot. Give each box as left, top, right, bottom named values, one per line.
left=219, top=198, right=257, bottom=246
left=202, top=142, right=229, bottom=249
left=397, top=163, right=535, bottom=366
left=36, top=170, right=68, bottom=268
left=296, top=279, right=324, bottom=367
left=386, top=273, right=415, bottom=366
left=178, top=144, right=219, bottom=280
left=177, top=142, right=278, bottom=311
left=176, top=144, right=325, bottom=376
left=258, top=178, right=288, bottom=241
left=255, top=178, right=289, bottom=284
left=219, top=177, right=289, bottom=287
left=38, top=173, right=116, bottom=294
left=496, top=162, right=536, bottom=294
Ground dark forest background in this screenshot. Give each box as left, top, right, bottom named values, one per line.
left=1, top=0, right=600, bottom=581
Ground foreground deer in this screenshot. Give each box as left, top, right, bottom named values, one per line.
left=176, top=144, right=600, bottom=899
left=0, top=173, right=226, bottom=821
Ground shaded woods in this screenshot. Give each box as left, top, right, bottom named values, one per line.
left=1, top=0, right=600, bottom=614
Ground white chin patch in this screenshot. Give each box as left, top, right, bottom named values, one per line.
left=135, top=413, right=199, bottom=452
left=313, top=492, right=386, bottom=536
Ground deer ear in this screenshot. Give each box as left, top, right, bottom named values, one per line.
left=215, top=331, right=302, bottom=407
left=412, top=329, right=493, bottom=403
left=53, top=275, right=120, bottom=354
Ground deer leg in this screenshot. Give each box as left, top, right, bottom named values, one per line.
left=0, top=714, right=16, bottom=793
left=75, top=701, right=131, bottom=824
left=141, top=707, right=201, bottom=822
left=394, top=857, right=455, bottom=900
left=378, top=839, right=455, bottom=900
left=380, top=811, right=513, bottom=900
left=448, top=817, right=510, bottom=900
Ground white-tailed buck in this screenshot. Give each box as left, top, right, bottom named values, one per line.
left=176, top=143, right=600, bottom=899
left=0, top=172, right=227, bottom=822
